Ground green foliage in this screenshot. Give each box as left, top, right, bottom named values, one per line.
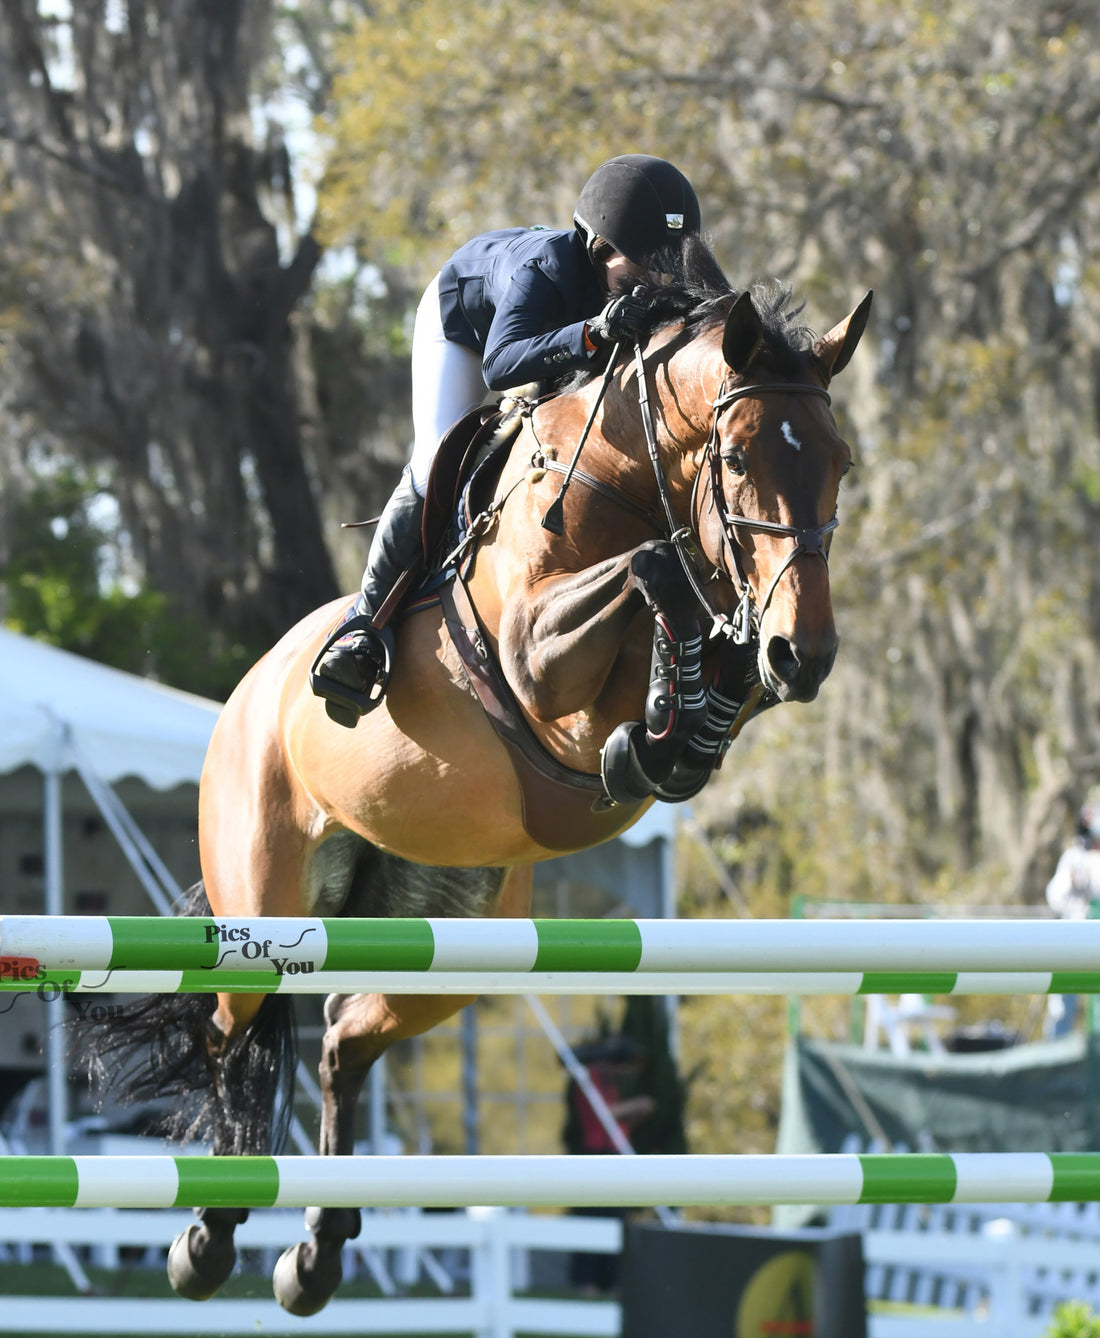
left=1045, top=1302, right=1100, bottom=1338
left=318, top=0, right=713, bottom=270
left=1, top=469, right=258, bottom=701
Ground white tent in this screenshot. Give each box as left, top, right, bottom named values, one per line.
left=0, top=628, right=221, bottom=1155
left=0, top=625, right=219, bottom=789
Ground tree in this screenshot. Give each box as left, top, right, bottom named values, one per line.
left=0, top=0, right=338, bottom=661
left=4, top=0, right=1099, bottom=894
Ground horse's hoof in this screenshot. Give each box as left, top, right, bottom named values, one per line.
left=273, top=1241, right=343, bottom=1316
left=167, top=1223, right=237, bottom=1301
left=601, top=721, right=663, bottom=805
left=653, top=764, right=712, bottom=803
left=629, top=540, right=688, bottom=609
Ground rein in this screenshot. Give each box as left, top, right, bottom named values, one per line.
left=486, top=349, right=839, bottom=646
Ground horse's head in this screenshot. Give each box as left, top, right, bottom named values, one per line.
left=685, top=285, right=873, bottom=703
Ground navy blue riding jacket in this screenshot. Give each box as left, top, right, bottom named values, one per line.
left=437, top=228, right=607, bottom=391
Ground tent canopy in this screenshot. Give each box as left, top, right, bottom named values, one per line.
left=0, top=627, right=220, bottom=790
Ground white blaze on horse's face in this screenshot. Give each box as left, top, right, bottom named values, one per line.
left=780, top=421, right=802, bottom=452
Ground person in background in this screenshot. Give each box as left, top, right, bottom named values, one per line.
left=1044, top=799, right=1100, bottom=1037
left=562, top=1035, right=656, bottom=1295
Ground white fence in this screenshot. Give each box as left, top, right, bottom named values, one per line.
left=0, top=1205, right=621, bottom=1338
left=833, top=1137, right=1100, bottom=1337
left=9, top=1190, right=1099, bottom=1336
left=862, top=1226, right=1099, bottom=1338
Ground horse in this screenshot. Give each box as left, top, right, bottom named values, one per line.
left=89, top=279, right=871, bottom=1315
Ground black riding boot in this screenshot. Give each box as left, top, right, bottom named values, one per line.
left=309, top=467, right=425, bottom=728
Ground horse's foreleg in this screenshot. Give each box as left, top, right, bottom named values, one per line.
left=500, top=549, right=647, bottom=721
left=654, top=637, right=771, bottom=801
left=600, top=543, right=710, bottom=802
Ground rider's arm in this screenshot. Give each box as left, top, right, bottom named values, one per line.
left=480, top=260, right=597, bottom=391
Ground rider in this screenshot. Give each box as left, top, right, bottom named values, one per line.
left=310, top=154, right=719, bottom=726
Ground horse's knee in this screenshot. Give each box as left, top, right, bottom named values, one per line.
left=629, top=540, right=695, bottom=615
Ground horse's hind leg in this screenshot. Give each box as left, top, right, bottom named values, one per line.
left=272, top=864, right=531, bottom=1316
left=273, top=988, right=477, bottom=1315
left=167, top=1206, right=250, bottom=1301
left=168, top=990, right=292, bottom=1300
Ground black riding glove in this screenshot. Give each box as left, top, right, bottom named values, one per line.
left=586, top=291, right=647, bottom=348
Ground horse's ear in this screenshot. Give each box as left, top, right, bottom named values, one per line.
left=813, top=290, right=874, bottom=377
left=722, top=291, right=764, bottom=373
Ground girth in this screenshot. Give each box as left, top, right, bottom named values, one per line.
left=439, top=575, right=645, bottom=852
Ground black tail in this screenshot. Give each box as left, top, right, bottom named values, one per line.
left=76, top=880, right=298, bottom=1155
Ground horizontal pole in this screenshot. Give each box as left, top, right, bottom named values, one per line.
left=2, top=1153, right=1099, bottom=1209
left=1, top=967, right=1098, bottom=996
left=4, top=914, right=1100, bottom=976
left=1, top=1205, right=622, bottom=1251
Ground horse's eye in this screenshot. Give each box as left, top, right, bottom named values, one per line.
left=722, top=449, right=747, bottom=476
left=841, top=459, right=855, bottom=479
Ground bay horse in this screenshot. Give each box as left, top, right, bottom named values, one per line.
left=91, top=280, right=871, bottom=1314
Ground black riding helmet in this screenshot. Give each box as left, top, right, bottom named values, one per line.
left=573, top=154, right=702, bottom=266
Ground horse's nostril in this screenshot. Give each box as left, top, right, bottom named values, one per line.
left=767, top=636, right=800, bottom=684
left=765, top=634, right=838, bottom=701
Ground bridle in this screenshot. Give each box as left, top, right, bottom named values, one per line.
left=698, top=379, right=838, bottom=644
left=635, top=354, right=839, bottom=645
left=521, top=347, right=840, bottom=646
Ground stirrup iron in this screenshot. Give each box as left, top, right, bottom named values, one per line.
left=308, top=614, right=394, bottom=728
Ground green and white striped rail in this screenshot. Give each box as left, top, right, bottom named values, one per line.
left=6, top=966, right=1100, bottom=996
left=4, top=914, right=1100, bottom=979
left=3, top=1153, right=1100, bottom=1209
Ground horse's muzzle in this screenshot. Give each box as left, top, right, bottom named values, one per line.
left=761, top=631, right=839, bottom=703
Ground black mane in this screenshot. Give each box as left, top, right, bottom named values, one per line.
left=553, top=278, right=816, bottom=394
left=645, top=278, right=816, bottom=362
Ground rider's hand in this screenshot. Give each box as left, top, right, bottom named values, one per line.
left=586, top=291, right=647, bottom=348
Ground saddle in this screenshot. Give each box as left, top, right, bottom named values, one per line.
left=422, top=403, right=522, bottom=567
left=366, top=404, right=521, bottom=630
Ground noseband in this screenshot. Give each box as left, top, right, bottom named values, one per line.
left=700, top=380, right=837, bottom=644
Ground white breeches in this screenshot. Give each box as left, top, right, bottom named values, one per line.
left=408, top=274, right=487, bottom=497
